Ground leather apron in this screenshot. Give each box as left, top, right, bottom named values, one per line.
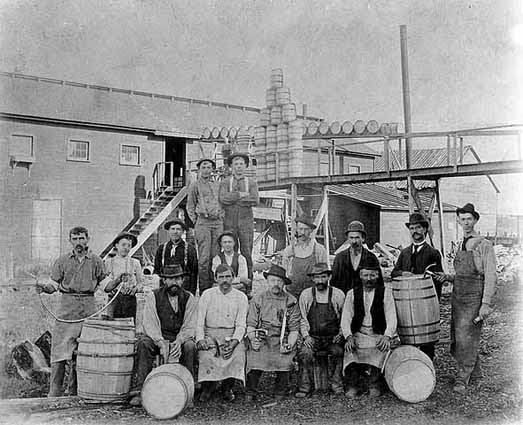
left=286, top=244, right=316, bottom=300
left=308, top=287, right=339, bottom=345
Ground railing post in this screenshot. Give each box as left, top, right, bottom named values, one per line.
left=317, top=140, right=321, bottom=175
left=446, top=135, right=451, bottom=166
left=452, top=135, right=458, bottom=172
left=459, top=137, right=464, bottom=164
left=384, top=137, right=390, bottom=175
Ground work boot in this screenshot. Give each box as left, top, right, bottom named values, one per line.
left=368, top=386, right=382, bottom=398
left=223, top=389, right=235, bottom=402
left=48, top=361, right=66, bottom=397
left=345, top=386, right=360, bottom=398
left=129, top=395, right=142, bottom=406
left=67, top=359, right=78, bottom=396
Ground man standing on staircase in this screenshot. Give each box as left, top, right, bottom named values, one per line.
left=154, top=219, right=198, bottom=295
left=219, top=152, right=259, bottom=280
left=186, top=158, right=223, bottom=294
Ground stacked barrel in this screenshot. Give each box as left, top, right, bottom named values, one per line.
left=255, top=68, right=303, bottom=181
left=304, top=120, right=401, bottom=137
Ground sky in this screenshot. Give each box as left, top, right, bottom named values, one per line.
left=1, top=0, right=522, bottom=210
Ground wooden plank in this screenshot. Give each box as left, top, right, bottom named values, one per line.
left=0, top=396, right=83, bottom=412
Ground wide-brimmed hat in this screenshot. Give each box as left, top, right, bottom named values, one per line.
left=196, top=158, right=216, bottom=169
left=345, top=220, right=366, bottom=238
left=263, top=264, right=291, bottom=285
left=160, top=264, right=187, bottom=278
left=164, top=219, right=187, bottom=231
left=112, top=232, right=138, bottom=247
left=359, top=256, right=381, bottom=272
left=295, top=215, right=316, bottom=229
left=456, top=203, right=480, bottom=220
left=227, top=152, right=250, bottom=167
left=218, top=231, right=236, bottom=246
left=307, top=263, right=332, bottom=277
left=405, top=213, right=429, bottom=229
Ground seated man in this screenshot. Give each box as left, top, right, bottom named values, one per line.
left=196, top=264, right=248, bottom=402
left=245, top=264, right=300, bottom=401
left=296, top=263, right=346, bottom=398
left=211, top=231, right=251, bottom=296
left=130, top=265, right=198, bottom=406
left=341, top=260, right=398, bottom=398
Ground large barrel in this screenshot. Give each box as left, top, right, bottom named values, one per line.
left=341, top=120, right=353, bottom=134
left=391, top=275, right=440, bottom=344
left=270, top=68, right=284, bottom=88
left=276, top=123, right=288, bottom=145
left=318, top=121, right=330, bottom=135
left=266, top=153, right=276, bottom=181
left=260, top=108, right=270, bottom=126
left=353, top=120, right=366, bottom=134
left=275, top=87, right=291, bottom=105
left=288, top=121, right=303, bottom=149
left=307, top=121, right=318, bottom=136
left=289, top=148, right=303, bottom=178
left=202, top=127, right=211, bottom=139
left=384, top=345, right=436, bottom=403
left=282, top=103, right=296, bottom=122
left=366, top=120, right=380, bottom=134
left=270, top=106, right=282, bottom=125
left=77, top=318, right=136, bottom=402
left=266, top=88, right=277, bottom=107
left=141, top=364, right=194, bottom=420
left=219, top=127, right=229, bottom=139
left=211, top=127, right=221, bottom=139
left=330, top=121, right=341, bottom=135
left=266, top=125, right=277, bottom=153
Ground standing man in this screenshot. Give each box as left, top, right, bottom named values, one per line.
left=130, top=265, right=198, bottom=406
left=36, top=226, right=111, bottom=397
left=154, top=219, right=198, bottom=295
left=280, top=215, right=328, bottom=300
left=245, top=264, right=300, bottom=401
left=196, top=264, right=248, bottom=402
left=341, top=260, right=398, bottom=398
left=331, top=221, right=383, bottom=293
left=211, top=231, right=250, bottom=294
left=296, top=263, right=346, bottom=398
left=219, top=152, right=259, bottom=280
left=186, top=158, right=224, bottom=293
left=435, top=203, right=496, bottom=393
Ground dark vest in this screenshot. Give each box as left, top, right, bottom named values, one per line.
left=218, top=252, right=239, bottom=276
left=153, top=286, right=190, bottom=341
left=351, top=285, right=386, bottom=335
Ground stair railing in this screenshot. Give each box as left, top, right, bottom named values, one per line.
left=152, top=161, right=178, bottom=198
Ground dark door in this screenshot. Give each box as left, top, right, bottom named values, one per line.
left=164, top=137, right=186, bottom=188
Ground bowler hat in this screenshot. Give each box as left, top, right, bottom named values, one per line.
left=307, top=262, right=332, bottom=277
left=359, top=256, right=381, bottom=272
left=405, top=213, right=429, bottom=229
left=295, top=215, right=316, bottom=229
left=345, top=220, right=367, bottom=238
left=456, top=203, right=480, bottom=220
left=164, top=219, right=187, bottom=231
left=112, top=232, right=138, bottom=247
left=160, top=264, right=187, bottom=278
left=263, top=264, right=291, bottom=285
left=227, top=152, right=250, bottom=167
left=196, top=158, right=216, bottom=169
left=218, top=231, right=236, bottom=246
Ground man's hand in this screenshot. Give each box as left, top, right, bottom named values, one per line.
left=250, top=337, right=262, bottom=351
left=402, top=271, right=414, bottom=277
left=345, top=335, right=357, bottom=352
left=332, top=332, right=344, bottom=344
left=170, top=340, right=182, bottom=360
left=376, top=335, right=391, bottom=352
left=36, top=281, right=56, bottom=294
left=222, top=339, right=239, bottom=360
left=433, top=272, right=454, bottom=284
left=303, top=335, right=314, bottom=349
left=196, top=339, right=209, bottom=351
left=478, top=303, right=493, bottom=320
left=157, top=340, right=170, bottom=364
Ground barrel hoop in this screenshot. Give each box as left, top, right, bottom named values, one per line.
left=77, top=367, right=133, bottom=376
left=78, top=339, right=136, bottom=344
left=392, top=286, right=434, bottom=292
left=397, top=320, right=440, bottom=328
left=398, top=329, right=440, bottom=337
left=393, top=295, right=437, bottom=301
left=77, top=352, right=135, bottom=358
left=78, top=390, right=130, bottom=400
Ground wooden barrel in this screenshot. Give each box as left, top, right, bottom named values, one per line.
left=366, top=120, right=380, bottom=134
left=275, top=87, right=291, bottom=105
left=288, top=121, right=302, bottom=149
left=256, top=154, right=266, bottom=180
left=307, top=121, right=318, bottom=136
left=276, top=123, right=288, bottom=145
left=353, top=120, right=366, bottom=134
left=380, top=122, right=390, bottom=135
left=211, top=127, right=221, bottom=139
left=341, top=120, right=353, bottom=134
left=384, top=345, right=436, bottom=403
left=278, top=151, right=289, bottom=179
left=282, top=103, right=296, bottom=122
left=266, top=88, right=277, bottom=107
left=202, top=127, right=211, bottom=139
left=391, top=275, right=440, bottom=344
left=266, top=125, right=277, bottom=153
left=219, top=127, right=229, bottom=139
left=260, top=108, right=270, bottom=126
left=318, top=121, right=330, bottom=135
left=270, top=68, right=284, bottom=88
left=142, top=364, right=194, bottom=419
left=254, top=126, right=266, bottom=144
left=228, top=126, right=239, bottom=139
left=389, top=122, right=400, bottom=134
left=289, top=148, right=303, bottom=177
left=77, top=318, right=136, bottom=402
left=270, top=106, right=282, bottom=125
left=266, top=153, right=276, bottom=181
left=330, top=121, right=341, bottom=135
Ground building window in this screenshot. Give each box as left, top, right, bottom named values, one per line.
left=120, top=144, right=140, bottom=166
left=348, top=164, right=361, bottom=174
left=67, top=140, right=90, bottom=162
left=10, top=134, right=34, bottom=157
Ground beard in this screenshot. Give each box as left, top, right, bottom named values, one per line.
left=363, top=279, right=379, bottom=290
left=315, top=283, right=327, bottom=291
left=167, top=285, right=180, bottom=296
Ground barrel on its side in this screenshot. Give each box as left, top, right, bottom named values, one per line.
left=391, top=275, right=440, bottom=345
left=142, top=363, right=194, bottom=420
left=384, top=345, right=436, bottom=403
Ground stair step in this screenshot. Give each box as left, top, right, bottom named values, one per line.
left=129, top=229, right=140, bottom=235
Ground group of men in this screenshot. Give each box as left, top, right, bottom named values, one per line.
left=36, top=147, right=496, bottom=404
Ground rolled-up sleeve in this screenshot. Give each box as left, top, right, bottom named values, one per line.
left=233, top=293, right=248, bottom=341
left=383, top=286, right=397, bottom=338
left=142, top=292, right=163, bottom=344
left=340, top=290, right=355, bottom=338
left=186, top=182, right=198, bottom=224
left=195, top=292, right=209, bottom=342
left=176, top=294, right=197, bottom=344
left=299, top=291, right=312, bottom=338
left=246, top=295, right=261, bottom=334
left=480, top=241, right=497, bottom=306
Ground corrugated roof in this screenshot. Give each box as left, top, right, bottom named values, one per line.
left=327, top=183, right=456, bottom=211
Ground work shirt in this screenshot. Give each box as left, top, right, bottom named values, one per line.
left=142, top=291, right=198, bottom=345
left=50, top=251, right=106, bottom=293
left=461, top=232, right=497, bottom=306
left=211, top=252, right=249, bottom=284
left=196, top=286, right=248, bottom=342
left=341, top=286, right=397, bottom=338
left=103, top=255, right=143, bottom=291
left=281, top=239, right=328, bottom=278
left=186, top=177, right=224, bottom=223
left=299, top=286, right=345, bottom=338
left=247, top=290, right=301, bottom=334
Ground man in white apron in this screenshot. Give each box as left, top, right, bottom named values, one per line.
left=281, top=215, right=328, bottom=300
left=245, top=264, right=300, bottom=401
left=36, top=226, right=110, bottom=397
left=341, top=260, right=398, bottom=398
left=196, top=264, right=248, bottom=402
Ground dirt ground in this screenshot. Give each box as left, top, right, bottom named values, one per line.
left=1, top=277, right=522, bottom=425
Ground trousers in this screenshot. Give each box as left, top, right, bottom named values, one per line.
left=194, top=218, right=223, bottom=293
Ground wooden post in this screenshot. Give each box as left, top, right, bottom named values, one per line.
left=400, top=25, right=413, bottom=170
left=323, top=186, right=330, bottom=265
left=435, top=179, right=445, bottom=256
left=291, top=183, right=297, bottom=248
left=384, top=138, right=390, bottom=175
left=317, top=140, right=321, bottom=175
left=459, top=137, right=464, bottom=164
left=452, top=135, right=458, bottom=172
left=446, top=135, right=451, bottom=165
left=276, top=152, right=280, bottom=185
left=407, top=176, right=416, bottom=213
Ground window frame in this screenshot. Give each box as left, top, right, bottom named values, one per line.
left=119, top=143, right=141, bottom=167
left=348, top=164, right=361, bottom=174
left=10, top=133, right=35, bottom=158
left=67, top=139, right=91, bottom=162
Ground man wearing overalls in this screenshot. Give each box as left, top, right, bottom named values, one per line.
left=435, top=203, right=496, bottom=393
left=280, top=215, right=328, bottom=300
left=296, top=263, right=346, bottom=398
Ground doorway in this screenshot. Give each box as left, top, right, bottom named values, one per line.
left=164, top=137, right=186, bottom=188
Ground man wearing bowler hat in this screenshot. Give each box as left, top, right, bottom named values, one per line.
left=245, top=264, right=301, bottom=401
left=219, top=152, right=259, bottom=281
left=187, top=158, right=223, bottom=293
left=130, top=265, right=198, bottom=406
left=331, top=221, right=383, bottom=294
left=154, top=219, right=198, bottom=295
left=280, top=215, right=328, bottom=299
left=434, top=203, right=497, bottom=393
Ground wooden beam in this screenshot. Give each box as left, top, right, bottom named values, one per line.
left=323, top=187, right=330, bottom=265
left=290, top=184, right=297, bottom=249
left=435, top=179, right=446, bottom=257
